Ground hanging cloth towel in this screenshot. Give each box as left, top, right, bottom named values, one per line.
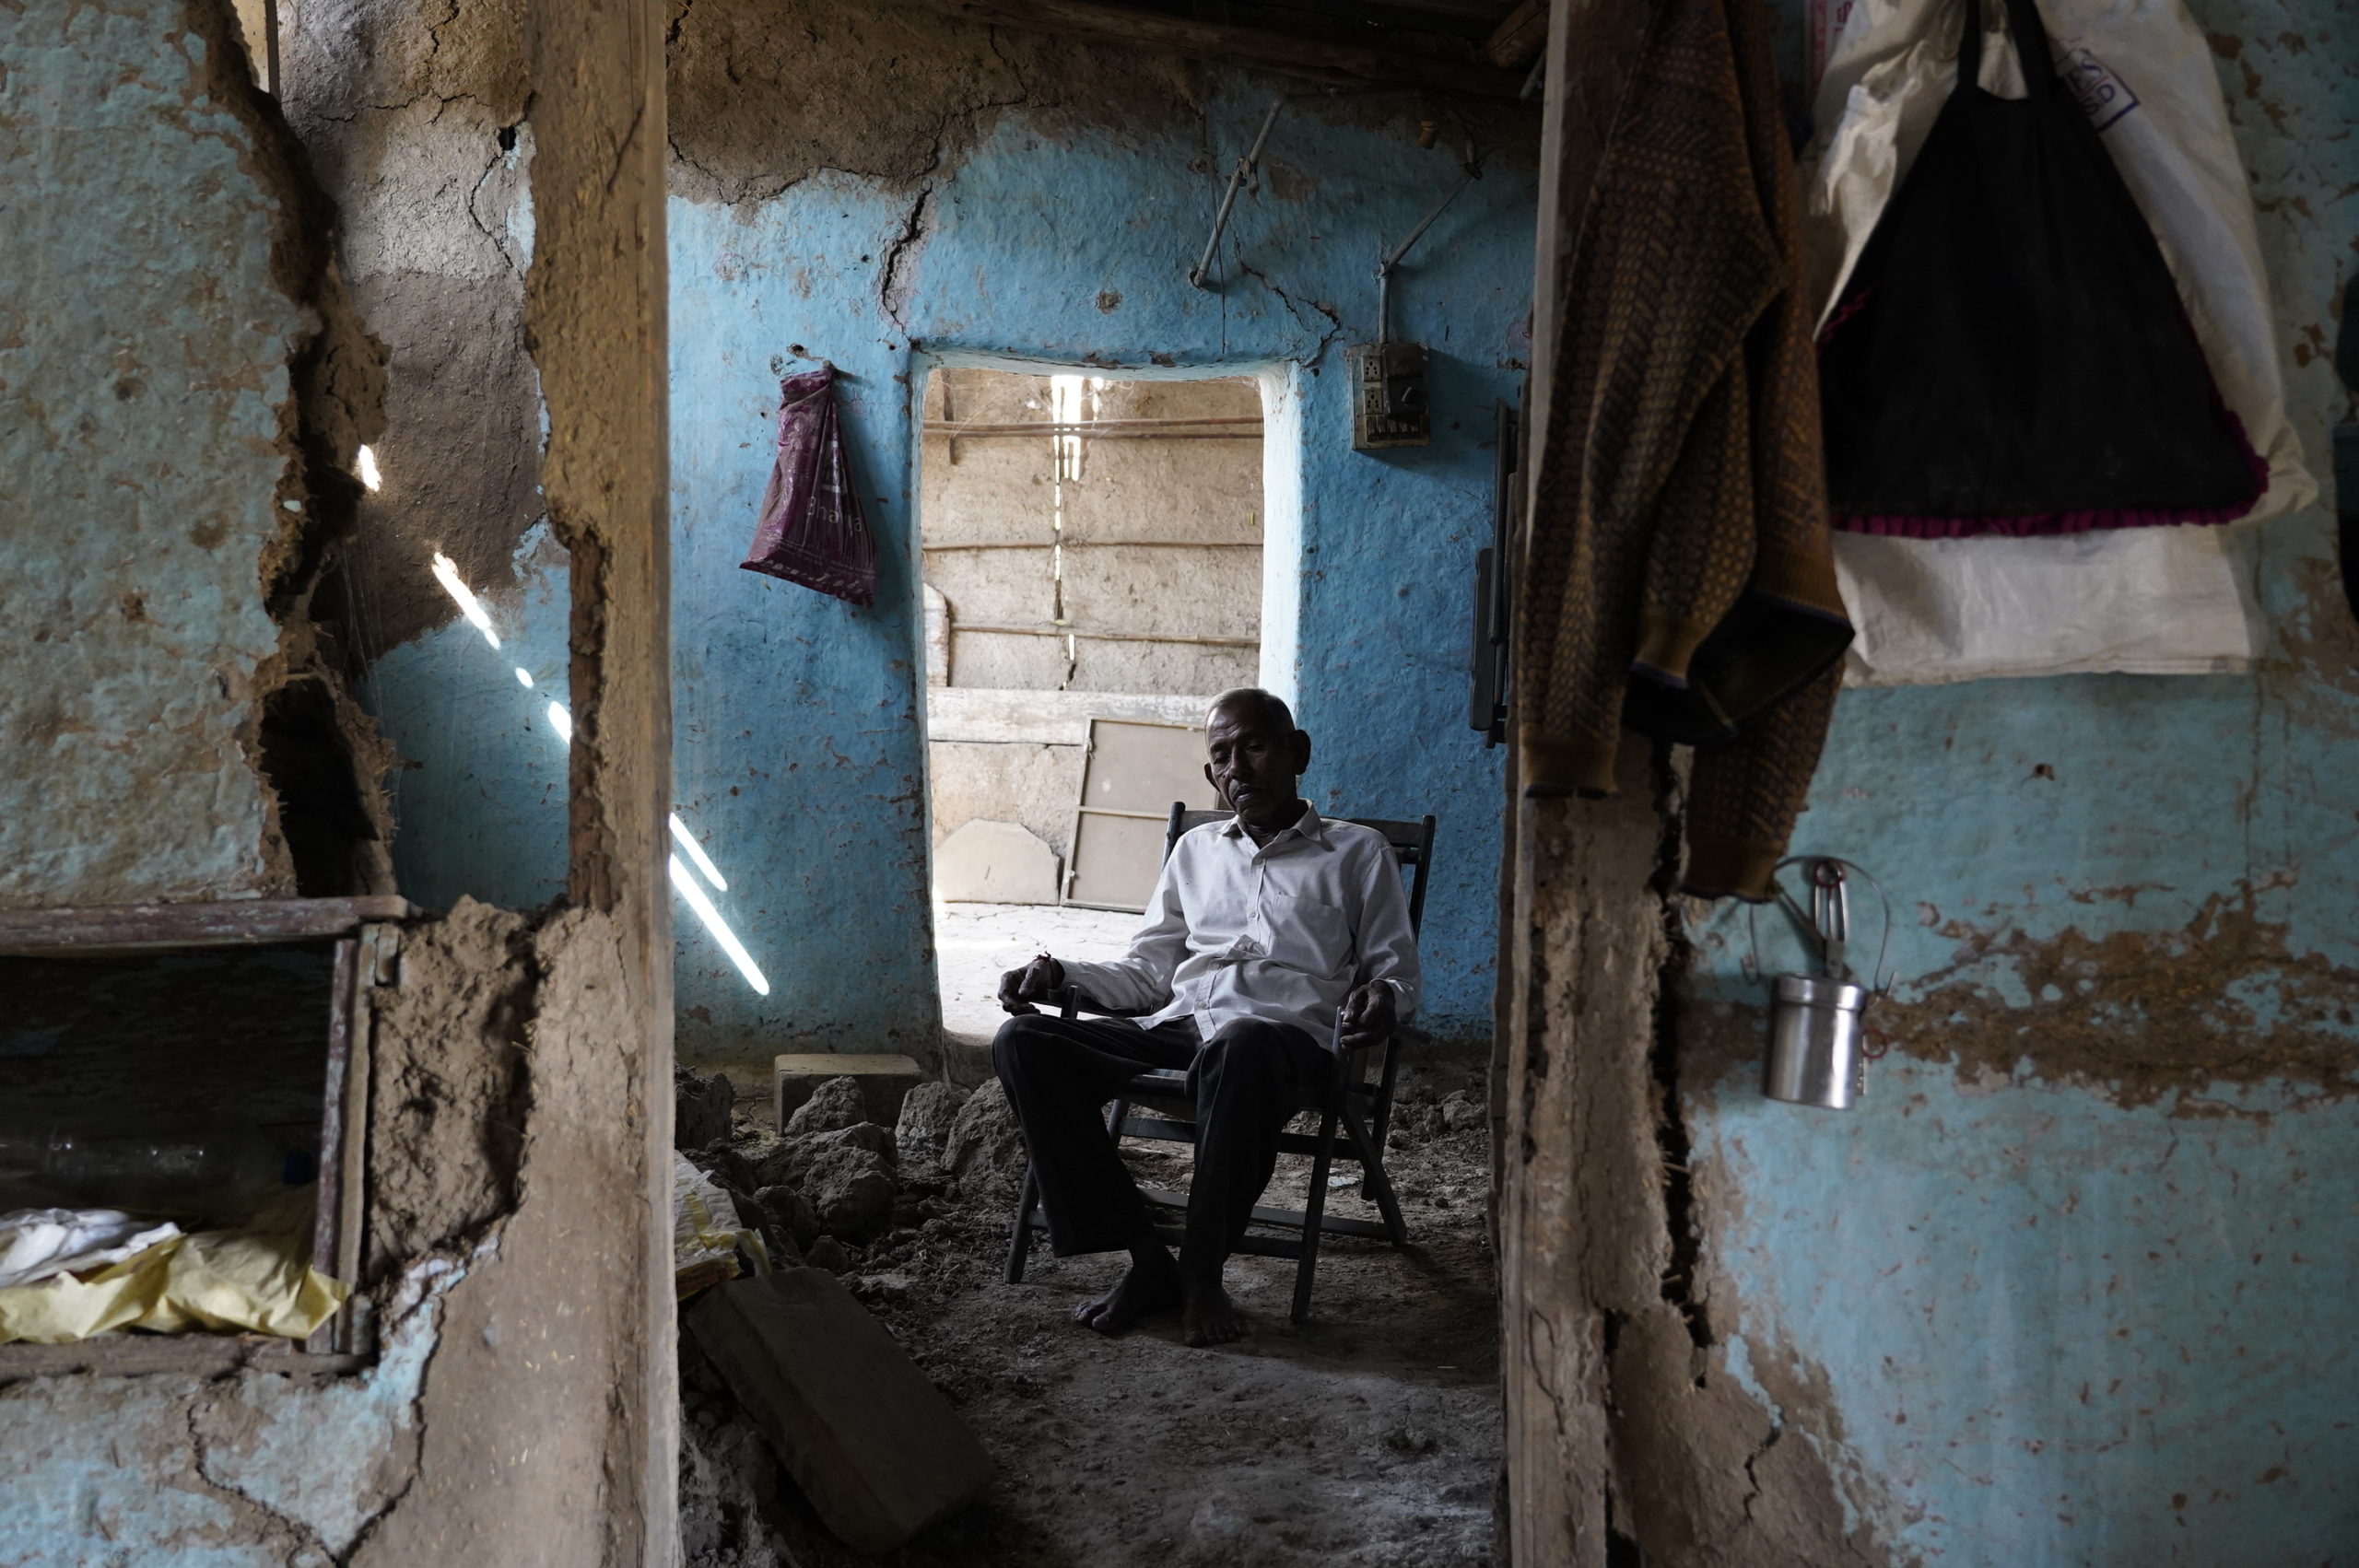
left=1816, top=0, right=2264, bottom=536
left=1519, top=0, right=1851, bottom=901
left=741, top=365, right=877, bottom=606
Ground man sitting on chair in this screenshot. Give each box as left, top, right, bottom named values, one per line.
left=992, top=687, right=1420, bottom=1347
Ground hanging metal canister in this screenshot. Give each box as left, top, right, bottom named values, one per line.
left=1746, top=857, right=1895, bottom=1110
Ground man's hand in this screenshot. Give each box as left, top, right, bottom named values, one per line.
left=1338, top=981, right=1397, bottom=1052
left=997, top=953, right=1066, bottom=1016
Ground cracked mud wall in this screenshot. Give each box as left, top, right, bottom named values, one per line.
left=1506, top=0, right=2355, bottom=1560
left=1541, top=0, right=2359, bottom=1561
left=0, top=0, right=393, bottom=908
left=0, top=6, right=666, bottom=1562
left=1672, top=0, right=2358, bottom=1554
left=278, top=0, right=578, bottom=912
left=0, top=902, right=661, bottom=1565
left=659, top=0, right=1539, bottom=1067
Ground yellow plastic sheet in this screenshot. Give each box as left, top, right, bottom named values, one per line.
left=0, top=1227, right=347, bottom=1346
left=674, top=1152, right=768, bottom=1300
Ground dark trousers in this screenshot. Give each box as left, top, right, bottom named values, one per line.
left=992, top=1012, right=1333, bottom=1277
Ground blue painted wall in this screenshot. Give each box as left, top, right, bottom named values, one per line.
left=364, top=525, right=572, bottom=913
left=656, top=95, right=1533, bottom=1066
left=1684, top=0, right=2359, bottom=1555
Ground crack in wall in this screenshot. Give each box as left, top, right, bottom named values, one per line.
left=183, top=1398, right=343, bottom=1566
left=1647, top=743, right=1709, bottom=1356
left=177, top=0, right=398, bottom=899
left=1235, top=259, right=1345, bottom=367
left=879, top=186, right=934, bottom=331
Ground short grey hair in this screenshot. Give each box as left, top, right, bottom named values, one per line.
left=1206, top=687, right=1297, bottom=732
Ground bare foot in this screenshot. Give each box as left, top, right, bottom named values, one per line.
left=1074, top=1258, right=1182, bottom=1335
left=1180, top=1274, right=1249, bottom=1347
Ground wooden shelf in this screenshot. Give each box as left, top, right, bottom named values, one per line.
left=0, top=1336, right=364, bottom=1381
left=0, top=902, right=407, bottom=1365
left=0, top=896, right=414, bottom=957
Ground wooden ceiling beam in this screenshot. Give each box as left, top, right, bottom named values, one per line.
left=900, top=0, right=1534, bottom=100
left=1483, top=0, right=1547, bottom=67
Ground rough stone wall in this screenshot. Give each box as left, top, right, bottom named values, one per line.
left=0, top=0, right=393, bottom=907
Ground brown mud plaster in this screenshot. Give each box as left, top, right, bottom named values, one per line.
left=279, top=0, right=543, bottom=662
left=366, top=898, right=538, bottom=1275
left=184, top=0, right=401, bottom=896
left=346, top=912, right=659, bottom=1566
left=666, top=0, right=1202, bottom=205
left=2272, top=554, right=2359, bottom=718
left=524, top=0, right=676, bottom=1555
left=1688, top=886, right=2359, bottom=1112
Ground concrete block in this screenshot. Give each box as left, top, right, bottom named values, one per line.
left=932, top=818, right=1059, bottom=904
left=687, top=1270, right=993, bottom=1552
left=773, top=1053, right=923, bottom=1129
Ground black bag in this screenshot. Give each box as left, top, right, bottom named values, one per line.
left=1817, top=0, right=2262, bottom=537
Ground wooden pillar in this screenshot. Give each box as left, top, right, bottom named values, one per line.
left=525, top=0, right=675, bottom=1560
left=1499, top=1, right=1660, bottom=1562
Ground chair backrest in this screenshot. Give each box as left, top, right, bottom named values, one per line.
left=1160, top=803, right=1438, bottom=937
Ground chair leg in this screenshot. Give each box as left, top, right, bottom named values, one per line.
left=1104, top=1096, right=1130, bottom=1141
left=1338, top=1100, right=1410, bottom=1247
left=1004, top=1161, right=1040, bottom=1284
left=1292, top=1099, right=1344, bottom=1325
left=1365, top=1041, right=1402, bottom=1200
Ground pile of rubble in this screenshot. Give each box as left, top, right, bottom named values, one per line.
left=674, top=1068, right=1027, bottom=1281
left=672, top=1059, right=1505, bottom=1568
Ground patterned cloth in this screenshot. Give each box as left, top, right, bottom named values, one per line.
left=1517, top=0, right=1850, bottom=900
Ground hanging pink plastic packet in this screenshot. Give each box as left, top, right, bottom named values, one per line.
left=740, top=365, right=876, bottom=607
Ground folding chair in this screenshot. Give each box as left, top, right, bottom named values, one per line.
left=1003, top=803, right=1437, bottom=1324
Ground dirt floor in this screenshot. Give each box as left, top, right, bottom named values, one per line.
left=680, top=1059, right=1504, bottom=1568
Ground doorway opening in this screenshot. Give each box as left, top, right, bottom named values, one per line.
left=917, top=367, right=1266, bottom=1070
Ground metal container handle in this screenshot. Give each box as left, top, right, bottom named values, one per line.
left=1744, top=856, right=1895, bottom=1000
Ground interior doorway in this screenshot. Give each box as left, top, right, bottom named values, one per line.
left=916, top=367, right=1267, bottom=1068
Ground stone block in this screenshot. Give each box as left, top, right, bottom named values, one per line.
left=687, top=1270, right=994, bottom=1553
left=773, top=1053, right=923, bottom=1129
left=932, top=818, right=1059, bottom=904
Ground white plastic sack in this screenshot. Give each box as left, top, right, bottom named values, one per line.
left=1803, top=0, right=2314, bottom=685
left=0, top=1208, right=181, bottom=1291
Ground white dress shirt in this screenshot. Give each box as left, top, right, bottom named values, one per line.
left=1058, top=806, right=1421, bottom=1049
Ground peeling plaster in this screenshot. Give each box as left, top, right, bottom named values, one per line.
left=0, top=1246, right=476, bottom=1567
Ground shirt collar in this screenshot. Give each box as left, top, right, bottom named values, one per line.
left=1220, top=802, right=1328, bottom=848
